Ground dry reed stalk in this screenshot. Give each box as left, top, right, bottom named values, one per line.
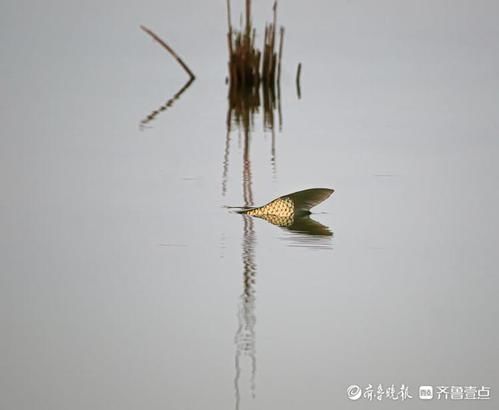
left=226, top=1, right=283, bottom=91
left=277, top=26, right=284, bottom=86
left=140, top=25, right=195, bottom=80
left=226, top=0, right=284, bottom=131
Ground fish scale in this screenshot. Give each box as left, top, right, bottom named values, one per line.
left=245, top=197, right=295, bottom=218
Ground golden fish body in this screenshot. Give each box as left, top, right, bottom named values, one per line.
left=241, top=188, right=334, bottom=218
left=244, top=197, right=295, bottom=218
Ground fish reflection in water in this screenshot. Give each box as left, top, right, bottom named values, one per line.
left=279, top=217, right=333, bottom=249
left=257, top=213, right=332, bottom=236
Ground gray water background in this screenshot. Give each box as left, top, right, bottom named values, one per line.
left=1, top=1, right=498, bottom=409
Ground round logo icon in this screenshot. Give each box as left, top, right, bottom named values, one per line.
left=347, top=385, right=362, bottom=400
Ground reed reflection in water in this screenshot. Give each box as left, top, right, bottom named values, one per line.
left=226, top=61, right=333, bottom=410
left=229, top=135, right=334, bottom=408
left=232, top=114, right=257, bottom=409
left=224, top=3, right=333, bottom=407
left=140, top=77, right=194, bottom=129
left=234, top=215, right=257, bottom=410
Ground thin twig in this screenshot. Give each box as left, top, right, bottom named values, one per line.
left=140, top=77, right=195, bottom=128
left=245, top=0, right=252, bottom=38
left=296, top=62, right=302, bottom=99
left=277, top=26, right=284, bottom=86
left=227, top=0, right=234, bottom=56
left=140, top=25, right=195, bottom=80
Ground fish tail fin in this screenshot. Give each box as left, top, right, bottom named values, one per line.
left=284, top=188, right=334, bottom=215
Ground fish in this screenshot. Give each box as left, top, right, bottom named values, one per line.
left=239, top=188, right=334, bottom=218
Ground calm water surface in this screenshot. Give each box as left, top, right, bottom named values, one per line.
left=1, top=1, right=498, bottom=409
